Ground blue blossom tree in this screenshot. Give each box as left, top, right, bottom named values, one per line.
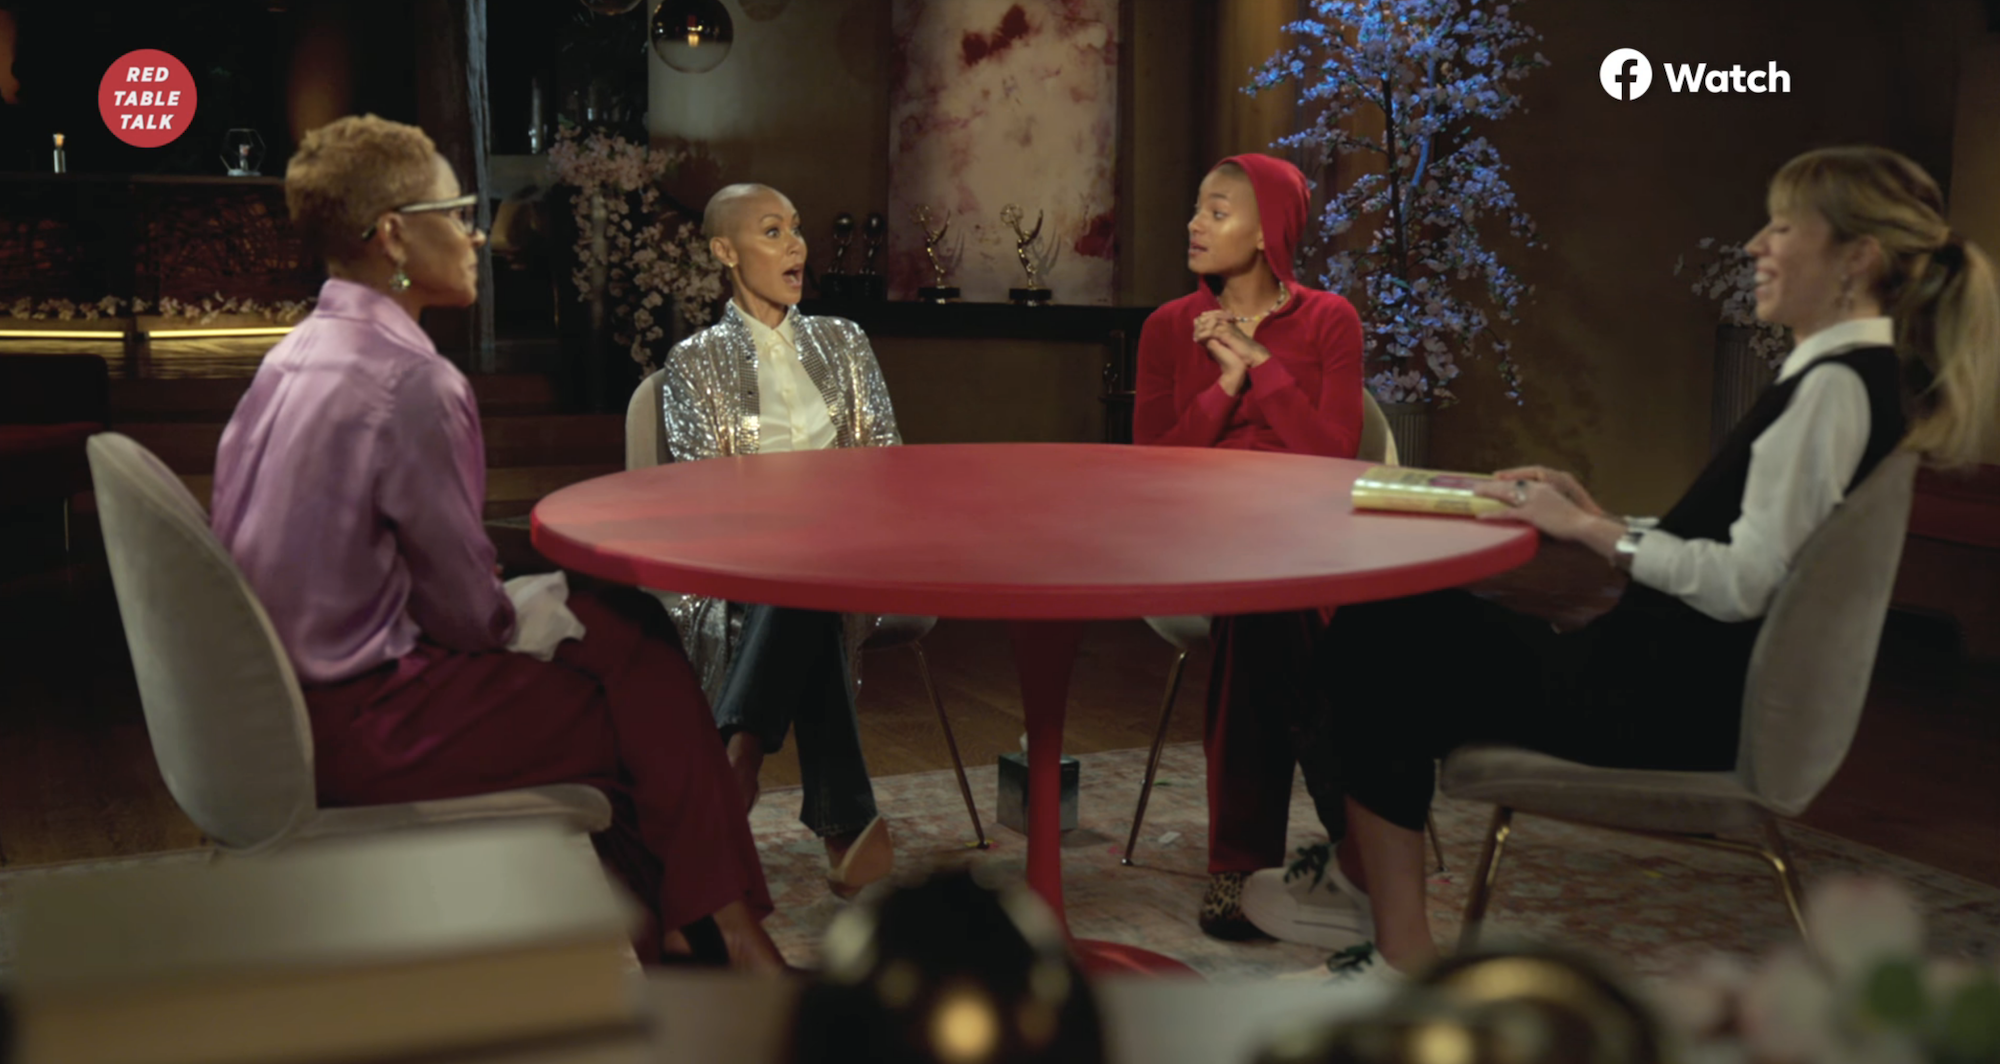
left=1251, top=0, right=1547, bottom=405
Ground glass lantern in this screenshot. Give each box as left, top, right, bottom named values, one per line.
left=222, top=129, right=266, bottom=176
left=650, top=0, right=733, bottom=74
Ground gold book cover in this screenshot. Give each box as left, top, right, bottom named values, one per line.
left=1350, top=465, right=1510, bottom=518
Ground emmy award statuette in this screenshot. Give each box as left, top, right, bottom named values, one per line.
left=856, top=211, right=889, bottom=301
left=1001, top=203, right=1055, bottom=306
left=820, top=212, right=857, bottom=299
left=913, top=205, right=962, bottom=303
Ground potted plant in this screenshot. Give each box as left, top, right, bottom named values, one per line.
left=1250, top=0, right=1548, bottom=465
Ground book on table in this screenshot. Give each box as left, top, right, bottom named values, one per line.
left=1350, top=465, right=1513, bottom=518
left=7, top=823, right=650, bottom=1064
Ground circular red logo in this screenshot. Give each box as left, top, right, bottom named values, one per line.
left=99, top=50, right=197, bottom=148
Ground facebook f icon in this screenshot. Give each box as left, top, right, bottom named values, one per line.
left=1600, top=48, right=1653, bottom=100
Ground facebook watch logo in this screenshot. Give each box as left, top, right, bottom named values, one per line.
left=1600, top=48, right=1652, bottom=100
left=1600, top=47, right=1791, bottom=99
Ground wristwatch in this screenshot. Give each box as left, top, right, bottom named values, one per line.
left=1610, top=517, right=1650, bottom=573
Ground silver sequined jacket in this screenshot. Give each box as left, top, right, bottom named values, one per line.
left=655, top=301, right=901, bottom=704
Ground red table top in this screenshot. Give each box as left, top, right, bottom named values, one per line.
left=531, top=444, right=1537, bottom=619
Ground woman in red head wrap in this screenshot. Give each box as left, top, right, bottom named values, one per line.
left=1133, top=154, right=1366, bottom=940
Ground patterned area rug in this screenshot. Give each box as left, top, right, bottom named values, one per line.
left=751, top=743, right=2000, bottom=981
left=5, top=745, right=1995, bottom=985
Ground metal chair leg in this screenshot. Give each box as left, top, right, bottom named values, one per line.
left=1122, top=649, right=1188, bottom=866
left=1427, top=810, right=1446, bottom=874
left=1457, top=806, right=1514, bottom=951
left=1761, top=820, right=1810, bottom=945
left=910, top=641, right=987, bottom=849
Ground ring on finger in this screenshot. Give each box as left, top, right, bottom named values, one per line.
left=1512, top=480, right=1529, bottom=506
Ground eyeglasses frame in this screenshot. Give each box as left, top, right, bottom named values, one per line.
left=360, top=193, right=482, bottom=242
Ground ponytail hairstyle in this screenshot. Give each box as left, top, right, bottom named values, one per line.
left=1768, top=146, right=2000, bottom=468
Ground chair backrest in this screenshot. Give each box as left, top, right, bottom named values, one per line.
left=1738, top=449, right=1919, bottom=815
left=87, top=433, right=319, bottom=850
left=626, top=368, right=668, bottom=471
left=1359, top=390, right=1399, bottom=466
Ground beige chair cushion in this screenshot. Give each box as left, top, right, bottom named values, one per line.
left=90, top=433, right=614, bottom=852
left=90, top=433, right=320, bottom=850
left=627, top=368, right=668, bottom=471
left=294, top=785, right=611, bottom=843
left=1440, top=745, right=1771, bottom=835
left=1440, top=452, right=1920, bottom=837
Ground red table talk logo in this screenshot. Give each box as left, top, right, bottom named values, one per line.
left=99, top=49, right=196, bottom=148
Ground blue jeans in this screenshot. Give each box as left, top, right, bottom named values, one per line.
left=711, top=605, right=878, bottom=838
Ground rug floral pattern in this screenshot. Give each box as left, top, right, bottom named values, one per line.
left=4, top=744, right=1995, bottom=985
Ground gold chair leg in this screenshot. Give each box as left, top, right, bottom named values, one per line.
left=1761, top=820, right=1810, bottom=945
left=1123, top=649, right=1188, bottom=866
left=911, top=642, right=986, bottom=849
left=1427, top=810, right=1446, bottom=874
left=1458, top=806, right=1514, bottom=951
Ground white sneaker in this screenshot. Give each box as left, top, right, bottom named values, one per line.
left=1324, top=942, right=1407, bottom=985
left=1240, top=843, right=1375, bottom=949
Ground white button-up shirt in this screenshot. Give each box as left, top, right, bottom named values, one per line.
left=1632, top=316, right=1892, bottom=623
left=743, top=308, right=836, bottom=453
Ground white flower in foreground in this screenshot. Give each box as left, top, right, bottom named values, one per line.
left=1807, top=875, right=1925, bottom=984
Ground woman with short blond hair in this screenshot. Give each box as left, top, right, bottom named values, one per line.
left=212, top=114, right=785, bottom=972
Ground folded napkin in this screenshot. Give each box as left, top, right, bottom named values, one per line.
left=504, top=572, right=587, bottom=661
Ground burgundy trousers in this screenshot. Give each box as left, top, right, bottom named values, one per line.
left=304, top=587, right=771, bottom=963
left=1202, top=609, right=1342, bottom=875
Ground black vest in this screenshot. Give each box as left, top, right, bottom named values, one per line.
left=1584, top=345, right=1908, bottom=767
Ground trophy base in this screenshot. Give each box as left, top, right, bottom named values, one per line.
left=818, top=274, right=847, bottom=300
left=852, top=275, right=888, bottom=301
left=1009, top=287, right=1054, bottom=307
left=918, top=286, right=961, bottom=304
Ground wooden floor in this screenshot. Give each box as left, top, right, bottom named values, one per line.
left=3, top=524, right=1998, bottom=888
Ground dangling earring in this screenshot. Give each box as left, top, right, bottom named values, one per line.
left=390, top=266, right=412, bottom=294
left=1837, top=275, right=1854, bottom=314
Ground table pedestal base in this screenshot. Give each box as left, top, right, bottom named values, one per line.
left=1010, top=621, right=1200, bottom=979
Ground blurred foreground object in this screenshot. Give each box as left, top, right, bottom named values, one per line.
left=791, top=868, right=1106, bottom=1064
left=7, top=824, right=644, bottom=1064
left=1256, top=946, right=1663, bottom=1064
left=1655, top=876, right=2000, bottom=1064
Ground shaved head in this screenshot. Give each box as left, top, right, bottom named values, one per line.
left=702, top=182, right=788, bottom=240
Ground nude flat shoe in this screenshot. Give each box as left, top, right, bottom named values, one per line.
left=827, top=817, right=895, bottom=899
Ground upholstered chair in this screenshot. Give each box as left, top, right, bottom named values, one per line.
left=1445, top=450, right=1920, bottom=946
left=87, top=433, right=611, bottom=857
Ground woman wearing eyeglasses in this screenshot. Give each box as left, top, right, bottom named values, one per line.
left=211, top=115, right=786, bottom=972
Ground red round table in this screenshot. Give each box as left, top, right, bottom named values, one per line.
left=532, top=443, right=1537, bottom=973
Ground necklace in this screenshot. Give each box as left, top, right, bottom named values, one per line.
left=1228, top=287, right=1288, bottom=324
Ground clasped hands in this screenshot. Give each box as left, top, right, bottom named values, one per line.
left=1193, top=310, right=1271, bottom=395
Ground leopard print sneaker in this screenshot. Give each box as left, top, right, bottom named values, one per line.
left=1198, top=872, right=1270, bottom=941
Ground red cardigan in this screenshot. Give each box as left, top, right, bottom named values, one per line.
left=1133, top=283, right=1364, bottom=457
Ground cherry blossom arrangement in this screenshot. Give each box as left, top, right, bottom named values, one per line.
left=546, top=124, right=724, bottom=367
left=1656, top=876, right=2000, bottom=1064
left=1250, top=0, right=1548, bottom=406
left=1675, top=237, right=1791, bottom=368
left=3, top=294, right=315, bottom=324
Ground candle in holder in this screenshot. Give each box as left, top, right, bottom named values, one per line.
left=52, top=133, right=66, bottom=173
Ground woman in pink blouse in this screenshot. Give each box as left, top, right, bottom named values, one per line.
left=210, top=115, right=784, bottom=972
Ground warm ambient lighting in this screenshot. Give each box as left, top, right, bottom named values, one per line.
left=0, top=329, right=125, bottom=340
left=0, top=326, right=296, bottom=340
left=151, top=327, right=296, bottom=339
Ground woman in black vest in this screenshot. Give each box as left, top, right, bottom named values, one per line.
left=1259, top=146, right=2000, bottom=977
